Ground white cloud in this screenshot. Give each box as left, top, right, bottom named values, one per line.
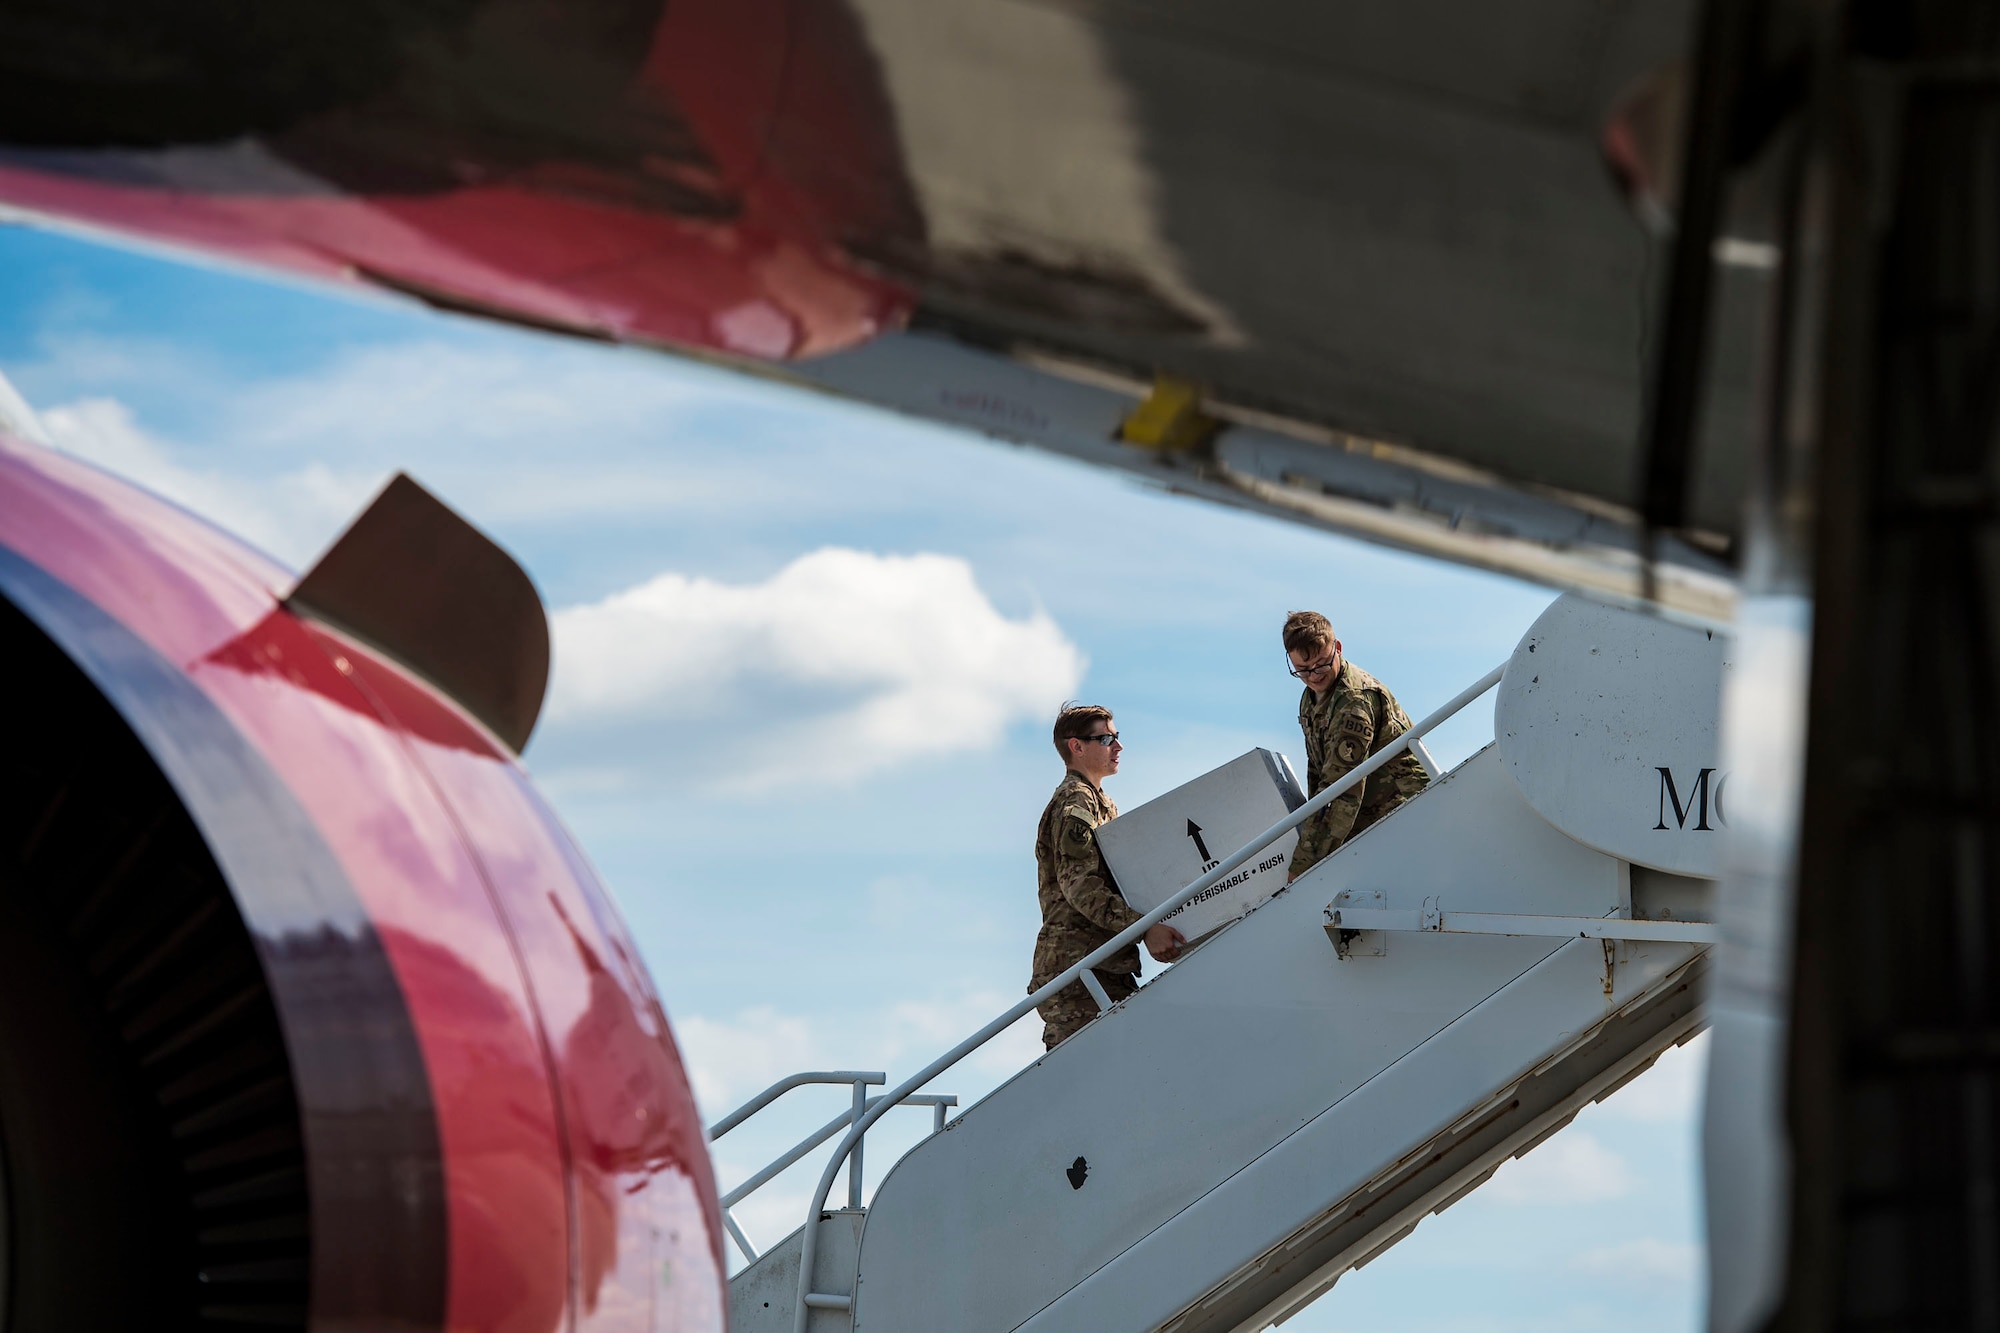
left=228, top=339, right=734, bottom=455
left=197, top=338, right=897, bottom=530
left=1485, top=1128, right=1635, bottom=1204
left=22, top=335, right=809, bottom=569
left=676, top=1005, right=821, bottom=1117
left=38, top=396, right=379, bottom=566
left=545, top=547, right=1085, bottom=790
left=1569, top=1238, right=1702, bottom=1284
left=18, top=335, right=840, bottom=541
left=0, top=369, right=51, bottom=444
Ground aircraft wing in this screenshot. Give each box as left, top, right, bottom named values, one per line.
left=0, top=0, right=1748, bottom=613
left=778, top=0, right=1752, bottom=619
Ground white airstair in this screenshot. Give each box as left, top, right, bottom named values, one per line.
left=717, top=595, right=1727, bottom=1333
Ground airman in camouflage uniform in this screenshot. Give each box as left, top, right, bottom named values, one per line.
left=1031, top=770, right=1143, bottom=1049
left=1029, top=704, right=1184, bottom=1050
left=1284, top=613, right=1429, bottom=880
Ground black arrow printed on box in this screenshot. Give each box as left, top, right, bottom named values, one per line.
left=1186, top=819, right=1212, bottom=863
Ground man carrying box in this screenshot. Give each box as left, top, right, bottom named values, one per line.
left=1282, top=612, right=1430, bottom=882
left=1031, top=703, right=1186, bottom=1050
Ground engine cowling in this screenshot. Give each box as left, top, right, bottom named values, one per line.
left=0, top=435, right=725, bottom=1333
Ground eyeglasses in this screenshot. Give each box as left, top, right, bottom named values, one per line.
left=1288, top=656, right=1338, bottom=680
left=1078, top=732, right=1121, bottom=747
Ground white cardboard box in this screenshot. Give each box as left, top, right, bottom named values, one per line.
left=1095, top=749, right=1306, bottom=943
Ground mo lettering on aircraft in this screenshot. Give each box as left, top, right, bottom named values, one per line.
left=1655, top=766, right=1728, bottom=831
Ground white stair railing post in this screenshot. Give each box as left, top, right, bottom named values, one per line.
left=847, top=1076, right=869, bottom=1209
left=722, top=1211, right=758, bottom=1264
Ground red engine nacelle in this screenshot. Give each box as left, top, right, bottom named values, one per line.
left=0, top=435, right=726, bottom=1332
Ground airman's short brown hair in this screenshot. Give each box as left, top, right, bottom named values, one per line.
left=1052, top=702, right=1114, bottom=761
left=1282, top=611, right=1335, bottom=657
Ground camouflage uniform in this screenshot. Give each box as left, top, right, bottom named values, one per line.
left=1030, top=770, right=1143, bottom=1050
left=1292, top=659, right=1430, bottom=878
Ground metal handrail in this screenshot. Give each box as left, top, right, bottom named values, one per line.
left=789, top=662, right=1507, bottom=1330
left=708, top=1071, right=883, bottom=1265
left=722, top=1095, right=960, bottom=1211
left=708, top=1071, right=958, bottom=1264
left=708, top=1071, right=885, bottom=1140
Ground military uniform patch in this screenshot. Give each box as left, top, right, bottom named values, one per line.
left=1335, top=735, right=1365, bottom=766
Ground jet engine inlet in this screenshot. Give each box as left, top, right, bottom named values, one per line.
left=0, top=594, right=310, bottom=1333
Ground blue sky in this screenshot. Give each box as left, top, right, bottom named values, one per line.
left=0, top=221, right=1706, bottom=1331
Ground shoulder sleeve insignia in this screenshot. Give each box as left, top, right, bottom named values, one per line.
left=1335, top=735, right=1366, bottom=766
left=1058, top=821, right=1098, bottom=858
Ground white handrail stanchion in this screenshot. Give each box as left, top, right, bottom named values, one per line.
left=847, top=1077, right=869, bottom=1209
left=1078, top=967, right=1113, bottom=1013
left=789, top=663, right=1507, bottom=1330
left=723, top=1210, right=758, bottom=1263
